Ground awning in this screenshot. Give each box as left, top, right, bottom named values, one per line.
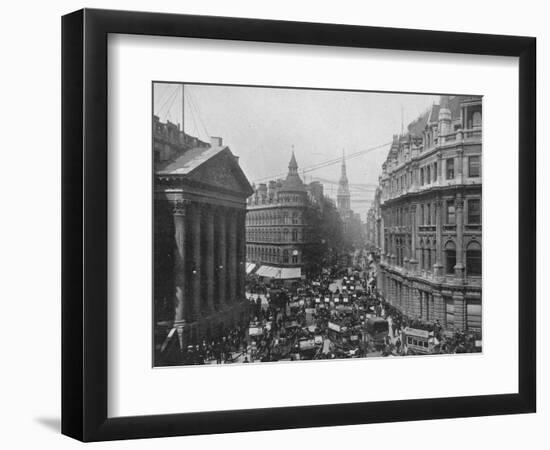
left=279, top=267, right=301, bottom=279
left=246, top=263, right=257, bottom=274
left=255, top=266, right=301, bottom=279
left=255, top=266, right=273, bottom=277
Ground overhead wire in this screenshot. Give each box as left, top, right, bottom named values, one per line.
left=252, top=141, right=391, bottom=183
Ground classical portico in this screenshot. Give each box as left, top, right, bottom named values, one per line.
left=154, top=143, right=253, bottom=364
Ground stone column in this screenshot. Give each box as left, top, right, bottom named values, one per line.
left=457, top=148, right=464, bottom=185
left=191, top=203, right=202, bottom=320
left=433, top=199, right=443, bottom=276
left=415, top=202, right=422, bottom=264
left=216, top=210, right=227, bottom=310
left=237, top=210, right=247, bottom=305
left=409, top=204, right=418, bottom=273
left=437, top=152, right=443, bottom=185
left=228, top=210, right=238, bottom=305
left=173, top=200, right=189, bottom=346
left=454, top=195, right=465, bottom=280
left=205, top=206, right=215, bottom=314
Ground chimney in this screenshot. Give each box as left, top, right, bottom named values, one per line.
left=268, top=180, right=276, bottom=201
left=259, top=183, right=268, bottom=204
left=210, top=136, right=223, bottom=147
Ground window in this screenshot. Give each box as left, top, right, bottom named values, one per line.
left=433, top=162, right=437, bottom=182
left=426, top=203, right=431, bottom=225
left=292, top=229, right=298, bottom=241
left=468, top=155, right=481, bottom=177
left=466, top=301, right=482, bottom=331
left=445, top=297, right=454, bottom=327
left=472, top=111, right=482, bottom=127
left=426, top=166, right=431, bottom=184
left=282, top=250, right=289, bottom=264
left=420, top=168, right=424, bottom=186
left=466, top=242, right=482, bottom=276
left=446, top=200, right=456, bottom=224
left=420, top=205, right=424, bottom=225
left=468, top=199, right=481, bottom=224
left=446, top=158, right=454, bottom=179
left=444, top=241, right=456, bottom=274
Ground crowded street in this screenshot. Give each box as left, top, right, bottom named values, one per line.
left=177, top=250, right=482, bottom=365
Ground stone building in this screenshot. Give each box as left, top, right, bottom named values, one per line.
left=153, top=119, right=254, bottom=364
left=377, top=95, right=482, bottom=333
left=246, top=152, right=323, bottom=280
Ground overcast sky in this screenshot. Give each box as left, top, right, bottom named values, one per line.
left=153, top=82, right=439, bottom=218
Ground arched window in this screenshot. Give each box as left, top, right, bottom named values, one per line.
left=466, top=241, right=482, bottom=276
left=472, top=111, right=482, bottom=127
left=282, top=250, right=289, bottom=264
left=444, top=241, right=456, bottom=274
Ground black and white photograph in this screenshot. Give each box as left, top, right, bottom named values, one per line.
left=153, top=82, right=483, bottom=367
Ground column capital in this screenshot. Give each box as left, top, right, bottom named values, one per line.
left=172, top=199, right=190, bottom=216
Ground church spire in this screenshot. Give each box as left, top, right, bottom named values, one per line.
left=288, top=150, right=298, bottom=175
left=340, top=150, right=348, bottom=182
left=337, top=149, right=351, bottom=213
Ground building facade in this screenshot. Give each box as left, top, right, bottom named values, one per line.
left=245, top=152, right=323, bottom=279
left=153, top=120, right=254, bottom=364
left=377, top=95, right=482, bottom=333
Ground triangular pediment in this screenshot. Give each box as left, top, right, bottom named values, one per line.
left=186, top=148, right=254, bottom=196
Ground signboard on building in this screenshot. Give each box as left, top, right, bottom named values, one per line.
left=403, top=327, right=430, bottom=339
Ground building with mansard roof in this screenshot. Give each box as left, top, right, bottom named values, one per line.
left=376, top=95, right=482, bottom=334
left=153, top=118, right=254, bottom=365
left=245, top=152, right=325, bottom=280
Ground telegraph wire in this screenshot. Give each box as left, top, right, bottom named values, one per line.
left=252, top=141, right=391, bottom=183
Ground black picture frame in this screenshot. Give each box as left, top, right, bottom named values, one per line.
left=62, top=8, right=536, bottom=442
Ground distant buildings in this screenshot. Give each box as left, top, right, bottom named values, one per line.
left=246, top=152, right=324, bottom=280
left=337, top=154, right=365, bottom=249
left=375, top=96, right=482, bottom=332
left=365, top=187, right=382, bottom=253
left=153, top=116, right=254, bottom=363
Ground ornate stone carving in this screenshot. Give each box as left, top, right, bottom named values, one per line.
left=172, top=199, right=189, bottom=215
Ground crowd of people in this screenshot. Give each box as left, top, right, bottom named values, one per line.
left=177, top=250, right=481, bottom=365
